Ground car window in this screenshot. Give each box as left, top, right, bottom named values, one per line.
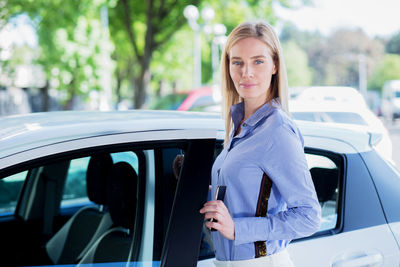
left=61, top=157, right=90, bottom=207
left=61, top=152, right=139, bottom=208
left=305, top=153, right=340, bottom=232
left=0, top=171, right=27, bottom=216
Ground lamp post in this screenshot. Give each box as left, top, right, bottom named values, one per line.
left=184, top=5, right=222, bottom=89
left=184, top=5, right=201, bottom=89
left=211, top=23, right=227, bottom=84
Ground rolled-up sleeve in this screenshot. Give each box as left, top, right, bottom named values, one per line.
left=233, top=124, right=321, bottom=246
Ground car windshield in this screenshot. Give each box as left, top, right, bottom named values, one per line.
left=324, top=112, right=368, bottom=126
left=291, top=112, right=318, bottom=122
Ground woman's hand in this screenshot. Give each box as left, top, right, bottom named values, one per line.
left=200, top=200, right=235, bottom=240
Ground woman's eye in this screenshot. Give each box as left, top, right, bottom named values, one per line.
left=255, top=60, right=264, bottom=64
left=232, top=61, right=242, bottom=66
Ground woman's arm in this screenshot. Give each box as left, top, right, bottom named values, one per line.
left=234, top=123, right=321, bottom=245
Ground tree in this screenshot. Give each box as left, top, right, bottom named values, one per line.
left=386, top=31, right=400, bottom=54
left=368, top=54, right=400, bottom=92
left=282, top=41, right=312, bottom=87
left=3, top=0, right=111, bottom=110
left=108, top=0, right=203, bottom=109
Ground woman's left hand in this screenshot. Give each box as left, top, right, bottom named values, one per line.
left=200, top=200, right=235, bottom=240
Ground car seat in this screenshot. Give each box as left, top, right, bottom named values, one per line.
left=77, top=161, right=138, bottom=264
left=310, top=167, right=339, bottom=203
left=45, top=153, right=114, bottom=264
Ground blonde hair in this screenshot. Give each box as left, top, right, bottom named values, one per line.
left=220, top=21, right=289, bottom=144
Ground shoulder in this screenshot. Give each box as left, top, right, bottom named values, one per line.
left=263, top=108, right=304, bottom=146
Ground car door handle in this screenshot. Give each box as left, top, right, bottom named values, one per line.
left=332, top=253, right=383, bottom=267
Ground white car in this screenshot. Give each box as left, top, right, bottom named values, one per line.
left=289, top=99, right=393, bottom=162
left=294, top=86, right=368, bottom=109
left=381, top=80, right=400, bottom=121
left=0, top=111, right=399, bottom=266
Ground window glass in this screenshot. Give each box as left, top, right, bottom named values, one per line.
left=324, top=112, right=368, bottom=126
left=62, top=157, right=90, bottom=206
left=111, top=151, right=139, bottom=172
left=306, top=153, right=340, bottom=231
left=0, top=171, right=27, bottom=215
left=61, top=152, right=139, bottom=208
left=291, top=112, right=319, bottom=122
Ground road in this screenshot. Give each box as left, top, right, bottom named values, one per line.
left=384, top=119, right=400, bottom=167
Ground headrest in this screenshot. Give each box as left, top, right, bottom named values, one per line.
left=107, top=162, right=138, bottom=230
left=310, top=167, right=338, bottom=203
left=86, top=153, right=113, bottom=205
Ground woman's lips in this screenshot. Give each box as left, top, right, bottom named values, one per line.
left=240, top=83, right=257, bottom=89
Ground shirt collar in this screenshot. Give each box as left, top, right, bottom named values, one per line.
left=231, top=98, right=281, bottom=129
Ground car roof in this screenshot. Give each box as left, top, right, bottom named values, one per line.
left=0, top=110, right=224, bottom=160
left=295, top=120, right=372, bottom=154
left=0, top=110, right=374, bottom=162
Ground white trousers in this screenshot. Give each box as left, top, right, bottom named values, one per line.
left=213, top=249, right=294, bottom=267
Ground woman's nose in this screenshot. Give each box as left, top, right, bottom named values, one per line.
left=242, top=65, right=254, bottom=78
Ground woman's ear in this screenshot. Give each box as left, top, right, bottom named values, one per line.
left=272, top=59, right=278, bottom=75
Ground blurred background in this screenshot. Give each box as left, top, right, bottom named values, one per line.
left=1, top=0, right=400, bottom=163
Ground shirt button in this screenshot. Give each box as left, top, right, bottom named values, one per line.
left=242, top=123, right=247, bottom=127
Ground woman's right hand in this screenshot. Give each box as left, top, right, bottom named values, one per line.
left=200, top=200, right=235, bottom=240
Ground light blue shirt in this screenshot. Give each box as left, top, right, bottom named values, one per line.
left=211, top=99, right=321, bottom=261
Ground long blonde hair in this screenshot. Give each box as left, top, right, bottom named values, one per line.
left=220, top=21, right=289, bottom=144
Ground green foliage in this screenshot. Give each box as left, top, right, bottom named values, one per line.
left=368, top=54, right=400, bottom=92
left=282, top=41, right=312, bottom=87
left=280, top=22, right=386, bottom=88
left=386, top=31, right=400, bottom=54
left=3, top=0, right=311, bottom=109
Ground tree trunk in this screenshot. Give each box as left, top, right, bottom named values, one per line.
left=40, top=80, right=50, bottom=111
left=134, top=56, right=151, bottom=109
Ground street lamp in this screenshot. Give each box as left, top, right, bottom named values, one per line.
left=211, top=23, right=227, bottom=84
left=184, top=5, right=202, bottom=89
left=184, top=5, right=223, bottom=89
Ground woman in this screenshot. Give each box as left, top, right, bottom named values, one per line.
left=200, top=21, right=321, bottom=266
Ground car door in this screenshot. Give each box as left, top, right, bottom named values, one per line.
left=288, top=148, right=399, bottom=267
left=0, top=130, right=216, bottom=267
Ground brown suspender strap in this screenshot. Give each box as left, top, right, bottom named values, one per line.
left=254, top=172, right=273, bottom=258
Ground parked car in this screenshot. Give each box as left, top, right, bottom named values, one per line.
left=289, top=99, right=393, bottom=161
left=149, top=86, right=219, bottom=111
left=0, top=111, right=399, bottom=266
left=381, top=80, right=400, bottom=121
left=295, top=86, right=368, bottom=109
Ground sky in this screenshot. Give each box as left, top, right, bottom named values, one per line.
left=275, top=0, right=400, bottom=37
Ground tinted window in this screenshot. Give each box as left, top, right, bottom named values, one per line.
left=306, top=153, right=340, bottom=231
left=62, top=157, right=90, bottom=206
left=61, top=152, right=139, bottom=208
left=0, top=171, right=27, bottom=216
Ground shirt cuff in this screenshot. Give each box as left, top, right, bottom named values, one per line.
left=233, top=217, right=270, bottom=246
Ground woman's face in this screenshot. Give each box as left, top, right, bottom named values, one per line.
left=229, top=37, right=276, bottom=103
